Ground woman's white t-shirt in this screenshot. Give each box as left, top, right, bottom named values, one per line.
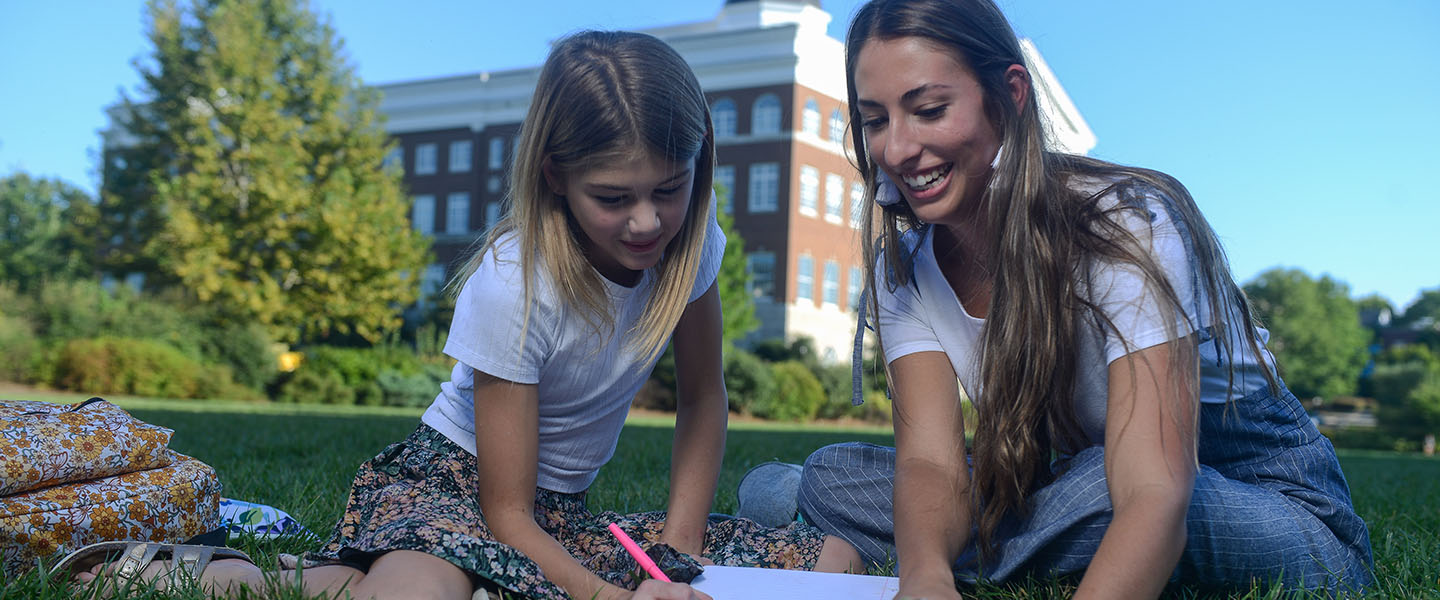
left=876, top=177, right=1274, bottom=446
left=422, top=211, right=725, bottom=493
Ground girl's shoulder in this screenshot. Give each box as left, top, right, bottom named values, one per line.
left=457, top=232, right=557, bottom=307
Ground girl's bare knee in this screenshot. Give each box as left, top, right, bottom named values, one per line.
left=355, top=550, right=471, bottom=600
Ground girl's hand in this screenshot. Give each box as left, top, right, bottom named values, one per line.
left=686, top=552, right=715, bottom=566
left=631, top=579, right=713, bottom=600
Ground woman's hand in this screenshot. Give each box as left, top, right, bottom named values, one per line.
left=895, top=578, right=964, bottom=600
left=630, top=579, right=713, bottom=600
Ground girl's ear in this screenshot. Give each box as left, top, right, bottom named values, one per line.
left=542, top=157, right=565, bottom=196
left=1004, top=64, right=1030, bottom=115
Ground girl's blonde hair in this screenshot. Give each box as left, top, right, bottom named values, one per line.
left=846, top=0, right=1278, bottom=560
left=452, top=30, right=715, bottom=364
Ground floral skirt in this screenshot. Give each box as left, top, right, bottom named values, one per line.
left=304, top=424, right=827, bottom=599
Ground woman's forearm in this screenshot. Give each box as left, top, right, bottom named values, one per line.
left=1073, top=487, right=1189, bottom=600
left=894, top=456, right=970, bottom=588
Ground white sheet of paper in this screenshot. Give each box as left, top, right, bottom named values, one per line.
left=689, top=566, right=900, bottom=600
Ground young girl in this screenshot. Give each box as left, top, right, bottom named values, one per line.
left=70, top=30, right=858, bottom=600
left=793, top=0, right=1374, bottom=597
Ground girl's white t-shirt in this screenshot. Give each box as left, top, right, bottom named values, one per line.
left=422, top=210, right=725, bottom=493
left=876, top=176, right=1275, bottom=447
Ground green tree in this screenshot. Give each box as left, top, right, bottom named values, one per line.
left=1397, top=288, right=1440, bottom=350
left=1370, top=345, right=1440, bottom=445
left=714, top=183, right=757, bottom=345
left=0, top=173, right=97, bottom=290
left=99, top=0, right=429, bottom=344
left=1243, top=268, right=1368, bottom=399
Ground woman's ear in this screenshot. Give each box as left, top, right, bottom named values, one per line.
left=1004, top=64, right=1030, bottom=114
left=542, top=158, right=565, bottom=196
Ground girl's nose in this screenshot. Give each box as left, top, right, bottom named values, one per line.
left=629, top=199, right=661, bottom=233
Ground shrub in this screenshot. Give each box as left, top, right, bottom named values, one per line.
left=860, top=389, right=893, bottom=423
left=377, top=369, right=442, bottom=408
left=723, top=348, right=775, bottom=415
left=53, top=337, right=235, bottom=399
left=754, top=361, right=825, bottom=421
left=197, top=321, right=277, bottom=390
left=813, top=364, right=854, bottom=419
left=25, top=281, right=201, bottom=353
left=0, top=315, right=38, bottom=383
left=277, top=369, right=354, bottom=405
left=635, top=347, right=677, bottom=412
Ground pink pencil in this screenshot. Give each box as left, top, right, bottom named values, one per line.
left=607, top=522, right=672, bottom=583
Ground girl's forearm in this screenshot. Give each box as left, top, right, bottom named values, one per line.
left=663, top=389, right=728, bottom=552
left=488, top=512, right=629, bottom=600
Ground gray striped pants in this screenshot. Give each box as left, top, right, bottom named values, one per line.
left=797, top=386, right=1374, bottom=591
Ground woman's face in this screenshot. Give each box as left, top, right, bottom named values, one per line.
left=854, top=36, right=1003, bottom=229
left=547, top=152, right=695, bottom=287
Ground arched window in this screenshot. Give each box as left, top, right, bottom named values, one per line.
left=712, top=98, right=737, bottom=138
left=829, top=108, right=846, bottom=143
left=801, top=98, right=821, bottom=136
left=752, top=94, right=782, bottom=135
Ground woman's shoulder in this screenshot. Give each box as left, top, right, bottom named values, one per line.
left=1066, top=171, right=1175, bottom=208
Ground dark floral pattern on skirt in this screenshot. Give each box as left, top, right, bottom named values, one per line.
left=303, top=424, right=827, bottom=599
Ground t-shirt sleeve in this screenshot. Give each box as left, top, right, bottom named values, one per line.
left=689, top=196, right=727, bottom=302
left=1088, top=186, right=1200, bottom=364
left=443, top=240, right=554, bottom=384
left=874, top=244, right=944, bottom=364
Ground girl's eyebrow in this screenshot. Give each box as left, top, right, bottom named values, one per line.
left=588, top=170, right=692, bottom=191
left=857, top=83, right=954, bottom=108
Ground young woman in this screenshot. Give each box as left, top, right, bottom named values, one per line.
left=68, top=30, right=859, bottom=600
left=795, top=1, right=1373, bottom=597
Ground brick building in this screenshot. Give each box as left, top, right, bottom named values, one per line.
left=377, top=0, right=1095, bottom=362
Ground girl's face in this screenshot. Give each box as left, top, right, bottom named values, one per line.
left=548, top=153, right=696, bottom=287
left=854, top=36, right=1002, bottom=229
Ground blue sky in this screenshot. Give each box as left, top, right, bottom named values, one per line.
left=2, top=0, right=1436, bottom=310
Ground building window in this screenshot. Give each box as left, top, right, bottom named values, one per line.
left=714, top=165, right=735, bottom=214
left=747, top=251, right=775, bottom=299
left=487, top=176, right=502, bottom=194
left=799, top=166, right=819, bottom=217
left=823, top=260, right=840, bottom=305
left=752, top=94, right=782, bottom=135
left=829, top=108, right=846, bottom=143
left=421, top=263, right=447, bottom=303
left=748, top=162, right=779, bottom=213
left=802, top=99, right=820, bottom=136
left=488, top=137, right=505, bottom=170
left=825, top=174, right=844, bottom=223
left=445, top=192, right=470, bottom=235
left=384, top=146, right=403, bottom=171
left=796, top=254, right=814, bottom=303
left=485, top=201, right=503, bottom=231
left=850, top=181, right=865, bottom=229
left=848, top=265, right=864, bottom=310
left=414, top=143, right=437, bottom=175
left=712, top=98, right=737, bottom=138
left=449, top=140, right=472, bottom=173
left=412, top=194, right=435, bottom=233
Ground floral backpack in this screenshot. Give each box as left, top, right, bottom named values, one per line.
left=0, top=398, right=222, bottom=575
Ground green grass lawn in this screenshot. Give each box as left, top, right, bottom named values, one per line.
left=4, top=393, right=1437, bottom=598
